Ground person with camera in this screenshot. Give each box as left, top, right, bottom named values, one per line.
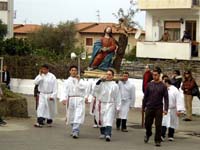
left=34, top=64, right=57, bottom=128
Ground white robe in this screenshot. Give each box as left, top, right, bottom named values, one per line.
left=162, top=85, right=185, bottom=129
left=118, top=80, right=136, bottom=119
left=86, top=79, right=98, bottom=115
left=60, top=77, right=87, bottom=124
left=93, top=80, right=121, bottom=127
left=34, top=72, right=57, bottom=119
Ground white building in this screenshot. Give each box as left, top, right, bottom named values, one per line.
left=0, top=0, right=13, bottom=38
left=137, top=0, right=200, bottom=60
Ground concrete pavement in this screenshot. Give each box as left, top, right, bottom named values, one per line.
left=0, top=95, right=200, bottom=150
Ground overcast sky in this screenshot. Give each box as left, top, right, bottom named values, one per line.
left=14, top=0, right=145, bottom=28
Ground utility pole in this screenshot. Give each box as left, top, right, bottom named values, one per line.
left=96, top=10, right=100, bottom=22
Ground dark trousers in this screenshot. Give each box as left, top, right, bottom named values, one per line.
left=145, top=108, right=163, bottom=143
left=161, top=126, right=175, bottom=138
left=116, top=118, right=127, bottom=129
left=37, top=117, right=53, bottom=125
left=100, top=126, right=112, bottom=137
left=35, top=96, right=39, bottom=110
left=94, top=117, right=98, bottom=125
left=0, top=117, right=3, bottom=122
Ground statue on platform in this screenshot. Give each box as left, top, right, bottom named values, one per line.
left=89, top=26, right=117, bottom=71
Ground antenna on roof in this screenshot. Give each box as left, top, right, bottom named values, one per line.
left=14, top=10, right=17, bottom=19
left=96, top=10, right=100, bottom=23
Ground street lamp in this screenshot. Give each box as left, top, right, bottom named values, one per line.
left=70, top=52, right=86, bottom=76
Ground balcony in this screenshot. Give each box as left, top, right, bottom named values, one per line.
left=138, top=0, right=193, bottom=10
left=136, top=41, right=192, bottom=60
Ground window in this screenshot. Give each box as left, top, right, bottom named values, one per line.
left=164, top=21, right=181, bottom=41
left=186, top=21, right=196, bottom=41
left=0, top=2, right=8, bottom=11
left=193, top=0, right=200, bottom=5
left=86, top=38, right=93, bottom=46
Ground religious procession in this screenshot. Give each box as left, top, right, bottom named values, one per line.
left=3, top=25, right=196, bottom=148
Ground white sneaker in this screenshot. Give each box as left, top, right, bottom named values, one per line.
left=161, top=136, right=165, bottom=142
left=106, top=135, right=111, bottom=142
left=99, top=134, right=105, bottom=139
left=73, top=132, right=79, bottom=139
left=93, top=124, right=98, bottom=128
left=168, top=137, right=174, bottom=141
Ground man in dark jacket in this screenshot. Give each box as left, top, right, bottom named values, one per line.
left=143, top=67, right=169, bottom=147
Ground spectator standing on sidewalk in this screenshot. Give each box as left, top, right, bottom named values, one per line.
left=181, top=70, right=196, bottom=121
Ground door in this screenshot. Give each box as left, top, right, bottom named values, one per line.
left=185, top=21, right=198, bottom=56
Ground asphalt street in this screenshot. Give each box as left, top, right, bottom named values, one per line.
left=0, top=95, right=200, bottom=150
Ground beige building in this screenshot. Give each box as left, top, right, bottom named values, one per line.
left=13, top=22, right=144, bottom=55
left=0, top=0, right=13, bottom=38
left=137, top=0, right=200, bottom=60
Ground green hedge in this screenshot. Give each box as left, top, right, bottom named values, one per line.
left=3, top=55, right=89, bottom=79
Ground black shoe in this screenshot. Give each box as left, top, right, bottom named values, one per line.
left=144, top=135, right=150, bottom=143
left=183, top=118, right=192, bottom=121
left=0, top=120, right=7, bottom=126
left=105, top=135, right=111, bottom=142
left=155, top=142, right=161, bottom=147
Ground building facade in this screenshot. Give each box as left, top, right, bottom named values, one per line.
left=0, top=0, right=13, bottom=38
left=13, top=23, right=145, bottom=55
left=137, top=0, right=200, bottom=60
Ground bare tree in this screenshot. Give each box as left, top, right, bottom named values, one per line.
left=112, top=0, right=141, bottom=73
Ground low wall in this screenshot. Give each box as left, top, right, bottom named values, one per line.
left=137, top=42, right=191, bottom=60
left=10, top=78, right=200, bottom=115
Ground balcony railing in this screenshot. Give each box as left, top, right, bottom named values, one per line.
left=136, top=41, right=192, bottom=60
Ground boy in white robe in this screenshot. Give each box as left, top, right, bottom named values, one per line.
left=116, top=72, right=135, bottom=132
left=34, top=64, right=57, bottom=127
left=162, top=79, right=185, bottom=141
left=60, top=66, right=87, bottom=139
left=93, top=69, right=121, bottom=142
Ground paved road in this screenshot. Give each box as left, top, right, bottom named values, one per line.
left=0, top=95, right=200, bottom=150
